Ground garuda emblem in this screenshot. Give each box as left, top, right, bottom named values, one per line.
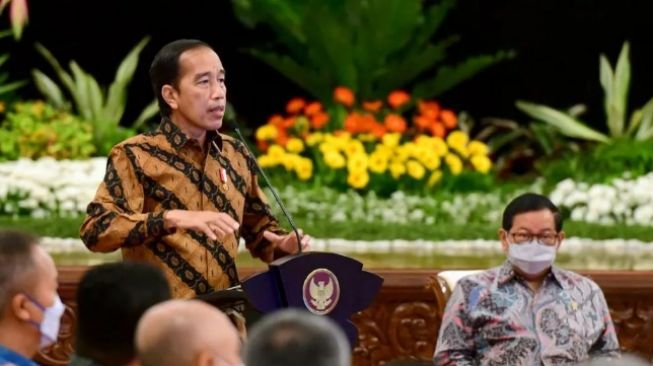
left=302, top=268, right=340, bottom=315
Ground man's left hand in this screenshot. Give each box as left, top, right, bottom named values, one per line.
left=263, top=229, right=311, bottom=254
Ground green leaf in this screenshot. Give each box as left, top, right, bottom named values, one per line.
left=34, top=43, right=76, bottom=95
left=0, top=79, right=26, bottom=96
left=612, top=42, right=630, bottom=137
left=132, top=100, right=160, bottom=130
left=106, top=36, right=150, bottom=125
left=634, top=97, right=653, bottom=140
left=69, top=61, right=92, bottom=120
left=31, top=69, right=65, bottom=108
left=413, top=50, right=515, bottom=98
left=516, top=100, right=611, bottom=143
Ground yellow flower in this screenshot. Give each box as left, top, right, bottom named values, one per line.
left=255, top=124, right=278, bottom=141
left=306, top=132, right=324, bottom=147
left=286, top=138, right=305, bottom=153
left=368, top=151, right=389, bottom=173
left=427, top=170, right=443, bottom=187
left=281, top=153, right=301, bottom=171
left=451, top=144, right=469, bottom=158
left=347, top=153, right=368, bottom=172
left=421, top=154, right=441, bottom=171
left=390, top=162, right=406, bottom=179
left=470, top=155, right=492, bottom=174
left=347, top=170, right=370, bottom=189
left=468, top=140, right=490, bottom=156
left=258, top=154, right=279, bottom=168
left=267, top=144, right=286, bottom=160
left=344, top=139, right=365, bottom=157
left=445, top=153, right=463, bottom=175
left=382, top=133, right=401, bottom=148
left=295, top=158, right=313, bottom=180
left=433, top=137, right=449, bottom=157
left=358, top=133, right=377, bottom=142
left=319, top=142, right=338, bottom=155
left=323, top=151, right=346, bottom=169
left=446, top=131, right=469, bottom=150
left=407, top=160, right=426, bottom=180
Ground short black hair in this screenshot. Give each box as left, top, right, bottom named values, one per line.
left=244, top=309, right=350, bottom=366
left=0, top=230, right=39, bottom=313
left=502, top=193, right=563, bottom=232
left=149, top=39, right=212, bottom=117
left=75, top=261, right=171, bottom=366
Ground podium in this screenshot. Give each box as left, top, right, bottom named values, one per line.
left=241, top=251, right=384, bottom=346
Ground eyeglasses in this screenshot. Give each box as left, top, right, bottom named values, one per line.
left=509, top=231, right=559, bottom=246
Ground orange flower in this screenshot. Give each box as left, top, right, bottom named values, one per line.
left=387, top=90, right=411, bottom=109
left=371, top=123, right=387, bottom=138
left=429, top=122, right=446, bottom=138
left=384, top=114, right=407, bottom=133
left=310, top=112, right=329, bottom=129
left=275, top=129, right=289, bottom=146
left=282, top=117, right=296, bottom=129
left=286, top=98, right=306, bottom=114
left=440, top=109, right=458, bottom=129
left=344, top=113, right=362, bottom=133
left=363, top=100, right=383, bottom=113
left=414, top=115, right=434, bottom=130
left=304, top=101, right=323, bottom=116
left=334, top=86, right=355, bottom=107
left=418, top=100, right=440, bottom=119
left=257, top=140, right=269, bottom=152
left=268, top=114, right=285, bottom=128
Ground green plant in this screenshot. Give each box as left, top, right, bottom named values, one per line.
left=0, top=100, right=95, bottom=160
left=516, top=42, right=653, bottom=143
left=232, top=0, right=513, bottom=102
left=0, top=30, right=27, bottom=102
left=32, top=36, right=158, bottom=155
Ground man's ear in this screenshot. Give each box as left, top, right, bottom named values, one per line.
left=499, top=228, right=509, bottom=254
left=195, top=350, right=213, bottom=366
left=11, top=293, right=32, bottom=321
left=556, top=230, right=566, bottom=251
left=161, top=85, right=178, bottom=111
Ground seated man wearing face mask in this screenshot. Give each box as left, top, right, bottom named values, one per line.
left=0, top=230, right=65, bottom=366
left=433, top=193, right=620, bottom=365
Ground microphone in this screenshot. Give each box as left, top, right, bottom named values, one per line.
left=214, top=122, right=303, bottom=254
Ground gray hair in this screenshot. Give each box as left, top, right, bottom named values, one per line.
left=244, top=309, right=351, bottom=366
left=0, top=230, right=39, bottom=313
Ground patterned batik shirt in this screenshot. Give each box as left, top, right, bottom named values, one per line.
left=433, top=261, right=620, bottom=365
left=80, top=118, right=288, bottom=298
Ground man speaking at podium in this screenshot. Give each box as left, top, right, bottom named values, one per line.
left=80, top=39, right=310, bottom=299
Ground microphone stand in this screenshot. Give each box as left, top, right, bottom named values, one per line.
left=215, top=125, right=303, bottom=254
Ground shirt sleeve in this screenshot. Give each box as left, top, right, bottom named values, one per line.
left=79, top=145, right=173, bottom=252
left=238, top=149, right=288, bottom=263
left=588, top=289, right=621, bottom=358
left=433, top=280, right=478, bottom=366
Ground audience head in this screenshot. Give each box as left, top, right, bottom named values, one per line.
left=0, top=230, right=62, bottom=358
left=136, top=300, right=242, bottom=366
left=244, top=308, right=351, bottom=366
left=75, top=261, right=171, bottom=366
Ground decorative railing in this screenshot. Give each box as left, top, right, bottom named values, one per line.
left=37, top=267, right=653, bottom=365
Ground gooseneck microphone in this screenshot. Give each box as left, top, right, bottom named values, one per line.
left=215, top=122, right=303, bottom=254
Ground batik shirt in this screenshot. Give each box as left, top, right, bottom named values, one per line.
left=80, top=118, right=287, bottom=298
left=434, top=261, right=620, bottom=365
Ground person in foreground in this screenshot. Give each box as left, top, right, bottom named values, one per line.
left=243, top=308, right=351, bottom=366
left=135, top=300, right=242, bottom=366
left=69, top=262, right=171, bottom=366
left=0, top=230, right=64, bottom=366
left=433, top=193, right=620, bottom=365
left=80, top=38, right=310, bottom=299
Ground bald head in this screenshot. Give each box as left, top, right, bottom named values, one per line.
left=135, top=300, right=241, bottom=366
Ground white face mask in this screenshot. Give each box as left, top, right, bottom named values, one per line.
left=507, top=240, right=557, bottom=275
left=26, top=294, right=66, bottom=348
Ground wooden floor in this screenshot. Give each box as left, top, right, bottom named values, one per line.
left=38, top=267, right=653, bottom=366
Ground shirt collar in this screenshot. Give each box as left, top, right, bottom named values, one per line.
left=158, top=117, right=222, bottom=152
left=497, top=260, right=569, bottom=290
left=0, top=344, right=39, bottom=366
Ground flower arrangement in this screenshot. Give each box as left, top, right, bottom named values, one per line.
left=254, top=87, right=493, bottom=193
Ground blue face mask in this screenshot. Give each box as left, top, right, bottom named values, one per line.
left=508, top=240, right=557, bottom=275
left=25, top=294, right=65, bottom=349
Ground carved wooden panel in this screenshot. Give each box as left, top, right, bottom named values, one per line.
left=36, top=268, right=653, bottom=366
